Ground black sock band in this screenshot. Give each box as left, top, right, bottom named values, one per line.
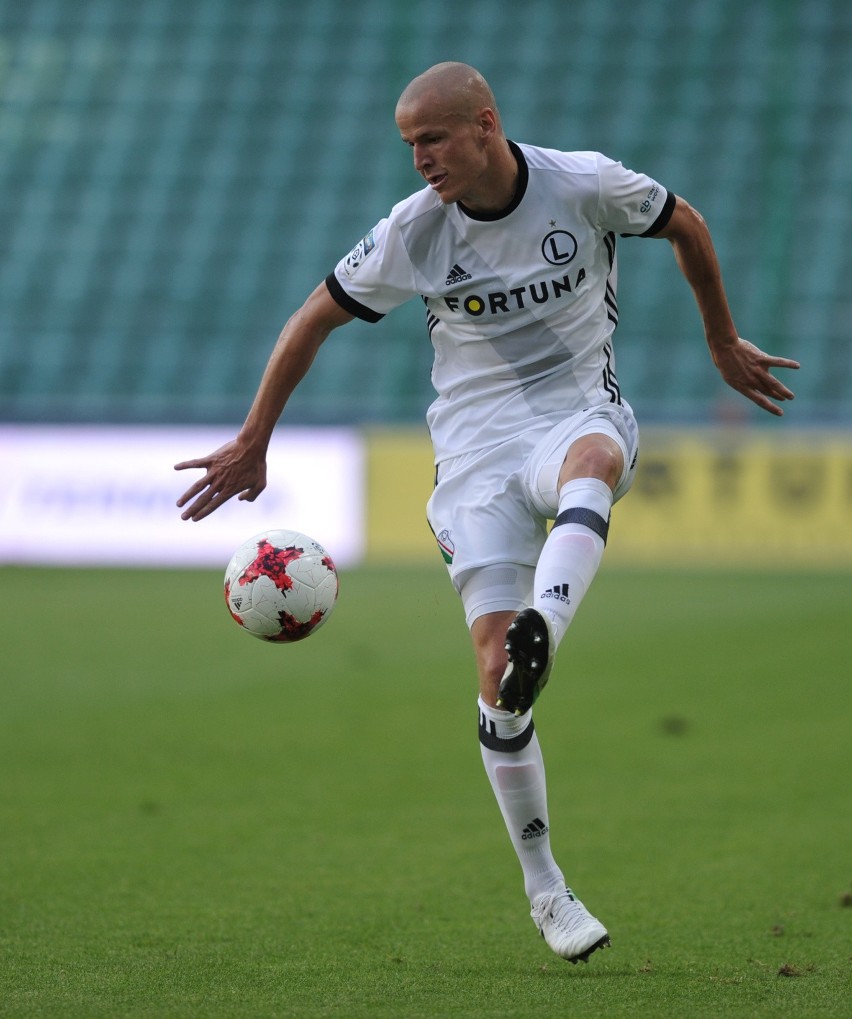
left=552, top=506, right=610, bottom=544
left=478, top=713, right=535, bottom=752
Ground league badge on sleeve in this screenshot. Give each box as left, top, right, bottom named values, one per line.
left=343, top=228, right=376, bottom=278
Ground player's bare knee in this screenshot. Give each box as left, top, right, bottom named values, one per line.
left=559, top=436, right=623, bottom=491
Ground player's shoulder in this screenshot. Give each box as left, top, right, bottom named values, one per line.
left=516, top=142, right=606, bottom=177
left=386, top=184, right=446, bottom=229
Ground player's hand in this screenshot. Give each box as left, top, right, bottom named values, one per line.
left=712, top=338, right=800, bottom=416
left=174, top=440, right=267, bottom=521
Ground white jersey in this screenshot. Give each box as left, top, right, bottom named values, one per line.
left=327, top=142, right=674, bottom=463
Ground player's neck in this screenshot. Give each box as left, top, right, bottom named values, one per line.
left=460, top=140, right=522, bottom=218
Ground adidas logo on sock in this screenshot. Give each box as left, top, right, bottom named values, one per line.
left=540, top=583, right=571, bottom=604
left=445, top=263, right=472, bottom=286
left=521, top=817, right=549, bottom=840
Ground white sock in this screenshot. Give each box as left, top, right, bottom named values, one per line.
left=478, top=697, right=565, bottom=903
left=534, top=477, right=613, bottom=647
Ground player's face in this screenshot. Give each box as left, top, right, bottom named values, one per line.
left=396, top=103, right=495, bottom=210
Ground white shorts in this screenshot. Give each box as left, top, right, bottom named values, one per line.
left=426, top=402, right=639, bottom=626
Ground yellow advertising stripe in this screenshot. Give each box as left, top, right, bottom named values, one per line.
left=365, top=428, right=436, bottom=562
left=609, top=431, right=852, bottom=568
left=365, top=428, right=852, bottom=568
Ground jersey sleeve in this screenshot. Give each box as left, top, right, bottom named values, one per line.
left=594, top=153, right=675, bottom=238
left=326, top=215, right=419, bottom=323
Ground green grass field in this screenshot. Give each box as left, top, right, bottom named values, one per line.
left=1, top=564, right=849, bottom=1018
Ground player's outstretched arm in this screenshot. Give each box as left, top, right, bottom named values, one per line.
left=655, top=197, right=800, bottom=416
left=175, top=282, right=354, bottom=521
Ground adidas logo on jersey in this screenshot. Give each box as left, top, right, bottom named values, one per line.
left=540, top=583, right=571, bottom=604
left=445, top=263, right=472, bottom=286
left=521, top=817, right=549, bottom=840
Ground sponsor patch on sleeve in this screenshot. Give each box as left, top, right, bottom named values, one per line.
left=639, top=184, right=660, bottom=216
left=343, top=228, right=376, bottom=278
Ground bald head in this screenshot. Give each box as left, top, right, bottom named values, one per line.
left=395, top=62, right=516, bottom=212
left=396, top=62, right=501, bottom=129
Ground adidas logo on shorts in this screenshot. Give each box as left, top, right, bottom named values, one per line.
left=445, top=263, right=472, bottom=286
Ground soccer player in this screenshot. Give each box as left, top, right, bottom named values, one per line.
left=175, top=62, right=799, bottom=964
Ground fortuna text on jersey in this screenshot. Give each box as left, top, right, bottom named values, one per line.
left=444, top=267, right=588, bottom=317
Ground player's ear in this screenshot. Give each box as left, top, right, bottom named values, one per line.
left=478, top=107, right=499, bottom=142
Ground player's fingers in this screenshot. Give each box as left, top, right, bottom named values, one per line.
left=744, top=387, right=785, bottom=416
left=175, top=476, right=214, bottom=508
left=761, top=355, right=801, bottom=371
left=769, top=380, right=796, bottom=401
left=174, top=456, right=212, bottom=472
left=760, top=369, right=796, bottom=402
left=238, top=486, right=264, bottom=503
left=179, top=493, right=212, bottom=520
left=181, top=488, right=234, bottom=522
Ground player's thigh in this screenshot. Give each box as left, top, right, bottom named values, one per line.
left=523, top=402, right=640, bottom=518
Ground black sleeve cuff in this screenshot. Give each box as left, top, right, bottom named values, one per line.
left=325, top=273, right=384, bottom=323
left=619, top=190, right=677, bottom=239
left=639, top=191, right=677, bottom=237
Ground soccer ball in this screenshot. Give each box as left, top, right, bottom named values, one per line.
left=224, top=529, right=339, bottom=642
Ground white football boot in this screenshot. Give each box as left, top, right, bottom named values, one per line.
left=530, top=888, right=611, bottom=964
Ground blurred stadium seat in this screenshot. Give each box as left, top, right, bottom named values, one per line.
left=0, top=0, right=849, bottom=426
